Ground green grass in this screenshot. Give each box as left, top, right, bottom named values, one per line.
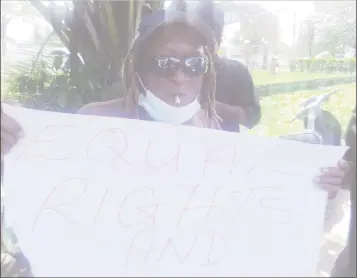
left=252, top=71, right=353, bottom=86
left=248, top=84, right=356, bottom=137
left=1, top=78, right=8, bottom=100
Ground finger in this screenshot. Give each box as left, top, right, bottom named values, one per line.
left=1, top=131, right=20, bottom=153
left=1, top=130, right=18, bottom=145
left=320, top=167, right=346, bottom=178
left=1, top=120, right=23, bottom=135
left=2, top=140, right=16, bottom=153
left=1, top=121, right=24, bottom=140
left=316, top=183, right=341, bottom=193
left=2, top=142, right=14, bottom=154
left=314, top=175, right=344, bottom=186
left=1, top=113, right=23, bottom=134
left=337, top=159, right=351, bottom=171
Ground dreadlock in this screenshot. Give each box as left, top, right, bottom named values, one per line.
left=120, top=30, right=220, bottom=127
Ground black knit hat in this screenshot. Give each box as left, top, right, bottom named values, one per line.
left=196, top=2, right=224, bottom=29
left=196, top=1, right=224, bottom=42
left=131, top=8, right=216, bottom=50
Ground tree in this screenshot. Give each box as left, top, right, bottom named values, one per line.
left=316, top=1, right=356, bottom=55
left=224, top=2, right=279, bottom=69
left=28, top=0, right=165, bottom=108
left=296, top=1, right=356, bottom=58
left=225, top=2, right=279, bottom=49
left=1, top=1, right=38, bottom=55
left=306, top=18, right=315, bottom=58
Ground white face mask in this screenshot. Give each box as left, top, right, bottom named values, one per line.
left=138, top=90, right=201, bottom=125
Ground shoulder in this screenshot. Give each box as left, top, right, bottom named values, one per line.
left=77, top=98, right=126, bottom=117
left=216, top=57, right=254, bottom=90
left=215, top=57, right=254, bottom=99
left=189, top=109, right=221, bottom=130
left=217, top=57, right=251, bottom=77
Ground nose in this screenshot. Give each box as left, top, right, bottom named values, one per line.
left=170, top=69, right=189, bottom=85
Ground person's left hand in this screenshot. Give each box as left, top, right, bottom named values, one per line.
left=314, top=159, right=351, bottom=199
left=1, top=104, right=23, bottom=154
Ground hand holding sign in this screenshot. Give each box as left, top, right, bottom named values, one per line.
left=1, top=104, right=24, bottom=155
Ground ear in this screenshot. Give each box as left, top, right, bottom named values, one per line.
left=140, top=2, right=153, bottom=19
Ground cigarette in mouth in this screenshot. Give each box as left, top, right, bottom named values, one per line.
left=174, top=95, right=181, bottom=105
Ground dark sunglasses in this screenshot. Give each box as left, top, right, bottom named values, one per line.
left=150, top=56, right=208, bottom=78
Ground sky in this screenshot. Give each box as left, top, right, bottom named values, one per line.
left=5, top=0, right=315, bottom=46
left=223, top=1, right=315, bottom=46
left=166, top=0, right=315, bottom=46
left=258, top=1, right=315, bottom=45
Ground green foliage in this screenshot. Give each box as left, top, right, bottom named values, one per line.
left=226, top=2, right=279, bottom=49
left=251, top=84, right=356, bottom=137
left=255, top=75, right=356, bottom=97
left=253, top=70, right=354, bottom=85
left=3, top=54, right=78, bottom=112
left=3, top=49, right=126, bottom=112
left=2, top=0, right=166, bottom=111
left=296, top=1, right=356, bottom=57
left=6, top=0, right=163, bottom=111
left=289, top=58, right=356, bottom=73
left=24, top=0, right=165, bottom=109
left=314, top=1, right=356, bottom=49
left=3, top=0, right=168, bottom=111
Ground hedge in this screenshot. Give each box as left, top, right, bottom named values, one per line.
left=256, top=75, right=356, bottom=97
left=290, top=58, right=356, bottom=73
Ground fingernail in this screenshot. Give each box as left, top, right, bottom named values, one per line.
left=314, top=176, right=320, bottom=183
left=320, top=168, right=328, bottom=173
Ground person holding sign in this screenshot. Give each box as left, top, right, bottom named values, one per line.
left=78, top=8, right=221, bottom=129
left=1, top=106, right=23, bottom=155
left=77, top=6, right=350, bottom=197
left=1, top=105, right=32, bottom=277
left=332, top=106, right=356, bottom=277
left=0, top=7, right=352, bottom=277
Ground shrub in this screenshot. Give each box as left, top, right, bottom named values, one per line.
left=3, top=52, right=77, bottom=112
left=290, top=58, right=356, bottom=73
left=2, top=51, right=122, bottom=112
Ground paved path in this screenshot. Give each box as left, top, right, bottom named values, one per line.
left=317, top=189, right=351, bottom=277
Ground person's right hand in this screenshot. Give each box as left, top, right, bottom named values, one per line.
left=1, top=104, right=23, bottom=154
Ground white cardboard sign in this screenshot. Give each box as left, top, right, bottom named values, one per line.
left=2, top=107, right=347, bottom=277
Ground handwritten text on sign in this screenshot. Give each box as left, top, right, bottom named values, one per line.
left=3, top=107, right=347, bottom=277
